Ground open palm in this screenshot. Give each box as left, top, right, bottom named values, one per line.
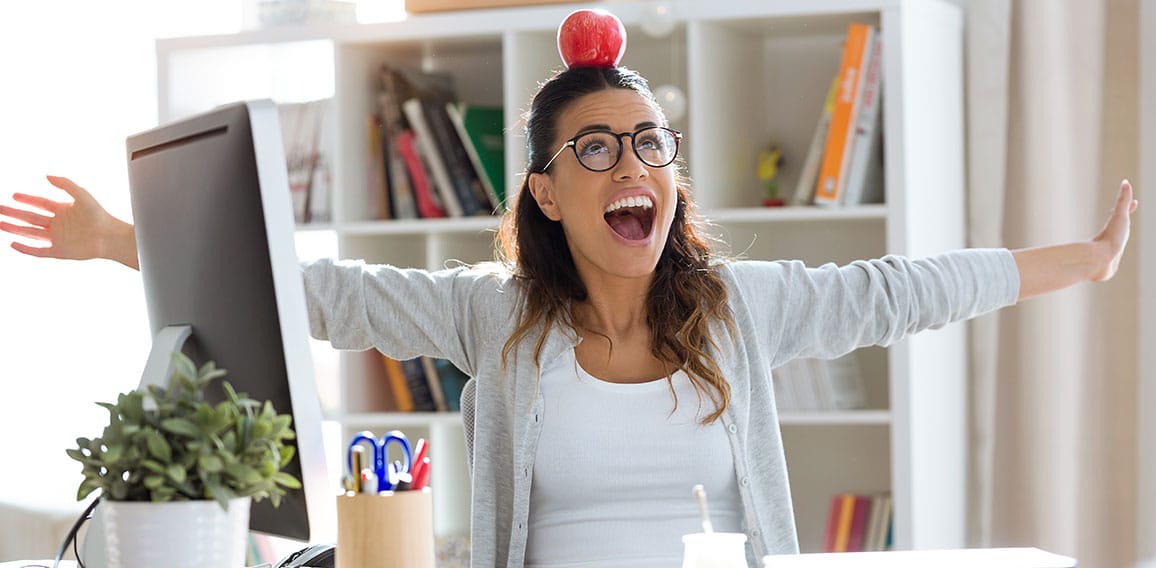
left=0, top=175, right=116, bottom=261
left=1090, top=179, right=1139, bottom=282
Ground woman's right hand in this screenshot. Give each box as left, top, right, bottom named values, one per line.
left=0, top=175, right=139, bottom=269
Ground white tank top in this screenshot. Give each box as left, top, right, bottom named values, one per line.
left=525, top=348, right=743, bottom=567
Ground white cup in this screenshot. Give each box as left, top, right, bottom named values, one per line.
left=681, top=532, right=748, bottom=568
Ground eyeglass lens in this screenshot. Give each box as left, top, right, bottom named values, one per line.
left=574, top=127, right=678, bottom=171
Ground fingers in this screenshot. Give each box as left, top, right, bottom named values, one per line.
left=0, top=221, right=49, bottom=242
left=10, top=241, right=53, bottom=257
left=1118, top=179, right=1137, bottom=210
left=46, top=175, right=90, bottom=200
left=11, top=193, right=62, bottom=213
left=0, top=204, right=52, bottom=228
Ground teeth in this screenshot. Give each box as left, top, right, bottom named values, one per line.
left=604, top=195, right=654, bottom=214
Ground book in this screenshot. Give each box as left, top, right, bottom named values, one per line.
left=814, top=23, right=875, bottom=206
left=792, top=76, right=840, bottom=206
left=381, top=356, right=414, bottom=412
left=420, top=98, right=492, bottom=215
left=277, top=99, right=330, bottom=223
left=845, top=494, right=872, bottom=552
left=366, top=115, right=391, bottom=220
left=401, top=357, right=437, bottom=411
left=433, top=358, right=471, bottom=411
left=403, top=98, right=466, bottom=217
left=397, top=130, right=447, bottom=218
left=377, top=70, right=419, bottom=220
left=420, top=356, right=449, bottom=411
left=824, top=494, right=844, bottom=552
left=446, top=102, right=505, bottom=209
left=841, top=35, right=884, bottom=205
left=833, top=493, right=856, bottom=552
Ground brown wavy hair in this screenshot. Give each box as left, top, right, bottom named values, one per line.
left=494, top=66, right=737, bottom=423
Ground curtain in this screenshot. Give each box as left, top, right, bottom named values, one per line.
left=965, top=1, right=1141, bottom=567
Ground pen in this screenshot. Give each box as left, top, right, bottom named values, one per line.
left=349, top=445, right=365, bottom=493
left=411, top=456, right=431, bottom=490
left=410, top=439, right=429, bottom=484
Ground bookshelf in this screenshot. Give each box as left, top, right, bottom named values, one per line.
left=155, top=0, right=965, bottom=553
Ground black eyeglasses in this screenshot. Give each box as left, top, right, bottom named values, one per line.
left=542, top=126, right=682, bottom=173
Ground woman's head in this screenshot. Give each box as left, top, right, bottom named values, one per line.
left=499, top=66, right=691, bottom=288
left=496, top=66, right=736, bottom=423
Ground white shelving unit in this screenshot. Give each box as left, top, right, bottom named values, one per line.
left=155, top=0, right=965, bottom=553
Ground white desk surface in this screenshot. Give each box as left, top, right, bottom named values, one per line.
left=764, top=547, right=1075, bottom=567
left=0, top=563, right=76, bottom=568
left=6, top=547, right=1074, bottom=568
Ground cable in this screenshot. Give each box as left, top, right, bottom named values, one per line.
left=54, top=497, right=100, bottom=568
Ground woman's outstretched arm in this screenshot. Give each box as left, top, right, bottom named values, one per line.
left=0, top=175, right=139, bottom=270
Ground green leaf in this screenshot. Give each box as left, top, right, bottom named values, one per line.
left=166, top=465, right=187, bottom=484
left=199, top=454, right=224, bottom=473
left=173, top=351, right=197, bottom=382
left=141, top=460, right=166, bottom=474
left=144, top=475, right=165, bottom=490
left=145, top=430, right=172, bottom=463
left=77, top=478, right=102, bottom=501
left=100, top=444, right=123, bottom=465
left=272, top=472, right=302, bottom=489
left=161, top=418, right=200, bottom=438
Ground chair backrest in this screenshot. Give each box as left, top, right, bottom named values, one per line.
left=460, top=377, right=477, bottom=473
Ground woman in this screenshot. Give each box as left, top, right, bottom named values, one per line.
left=0, top=65, right=1137, bottom=567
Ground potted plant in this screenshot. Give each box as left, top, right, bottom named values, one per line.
left=67, top=352, right=301, bottom=567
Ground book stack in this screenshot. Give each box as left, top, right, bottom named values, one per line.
left=368, top=64, right=505, bottom=221
left=771, top=353, right=866, bottom=411
left=824, top=492, right=893, bottom=552
left=278, top=98, right=332, bottom=224
left=377, top=354, right=472, bottom=413
left=792, top=23, right=884, bottom=207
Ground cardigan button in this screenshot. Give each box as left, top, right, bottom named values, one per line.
left=740, top=477, right=749, bottom=487
left=728, top=424, right=738, bottom=434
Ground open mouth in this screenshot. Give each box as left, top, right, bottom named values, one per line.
left=603, top=195, right=656, bottom=241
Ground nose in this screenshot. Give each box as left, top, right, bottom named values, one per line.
left=612, top=135, right=649, bottom=181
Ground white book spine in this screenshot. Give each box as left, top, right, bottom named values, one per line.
left=842, top=36, right=884, bottom=205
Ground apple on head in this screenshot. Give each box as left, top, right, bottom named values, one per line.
left=557, top=9, right=627, bottom=68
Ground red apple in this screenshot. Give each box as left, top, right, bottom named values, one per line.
left=557, top=9, right=627, bottom=69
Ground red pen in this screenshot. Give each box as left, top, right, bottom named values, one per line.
left=410, top=438, right=429, bottom=482
left=411, top=456, right=431, bottom=490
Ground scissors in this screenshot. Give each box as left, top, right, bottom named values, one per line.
left=346, top=430, right=413, bottom=491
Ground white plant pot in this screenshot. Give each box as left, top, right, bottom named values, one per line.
left=96, top=497, right=251, bottom=568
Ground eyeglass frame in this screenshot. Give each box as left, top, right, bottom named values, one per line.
left=540, top=126, right=683, bottom=173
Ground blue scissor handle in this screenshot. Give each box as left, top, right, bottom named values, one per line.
left=346, top=430, right=413, bottom=491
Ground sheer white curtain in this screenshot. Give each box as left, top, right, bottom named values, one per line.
left=965, top=1, right=1141, bottom=567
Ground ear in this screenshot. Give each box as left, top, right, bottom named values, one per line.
left=528, top=172, right=562, bottom=221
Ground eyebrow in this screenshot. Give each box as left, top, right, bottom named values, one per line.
left=573, top=121, right=660, bottom=136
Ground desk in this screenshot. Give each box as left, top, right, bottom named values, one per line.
left=0, top=563, right=76, bottom=568
left=764, top=547, right=1075, bottom=567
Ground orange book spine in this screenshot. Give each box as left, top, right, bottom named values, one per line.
left=833, top=493, right=856, bottom=552
left=382, top=356, right=415, bottom=412
left=814, top=23, right=873, bottom=205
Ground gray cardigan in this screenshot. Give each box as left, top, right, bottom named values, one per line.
left=302, top=248, right=1020, bottom=567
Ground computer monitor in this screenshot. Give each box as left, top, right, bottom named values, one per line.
left=123, top=99, right=332, bottom=542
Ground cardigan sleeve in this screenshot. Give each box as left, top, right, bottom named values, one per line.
left=299, top=258, right=514, bottom=376
left=726, top=248, right=1020, bottom=368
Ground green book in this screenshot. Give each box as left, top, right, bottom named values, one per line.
left=447, top=103, right=506, bottom=209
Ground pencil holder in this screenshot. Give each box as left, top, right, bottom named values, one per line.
left=336, top=488, right=435, bottom=568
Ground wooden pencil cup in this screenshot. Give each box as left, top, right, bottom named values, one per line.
left=336, top=489, right=435, bottom=568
